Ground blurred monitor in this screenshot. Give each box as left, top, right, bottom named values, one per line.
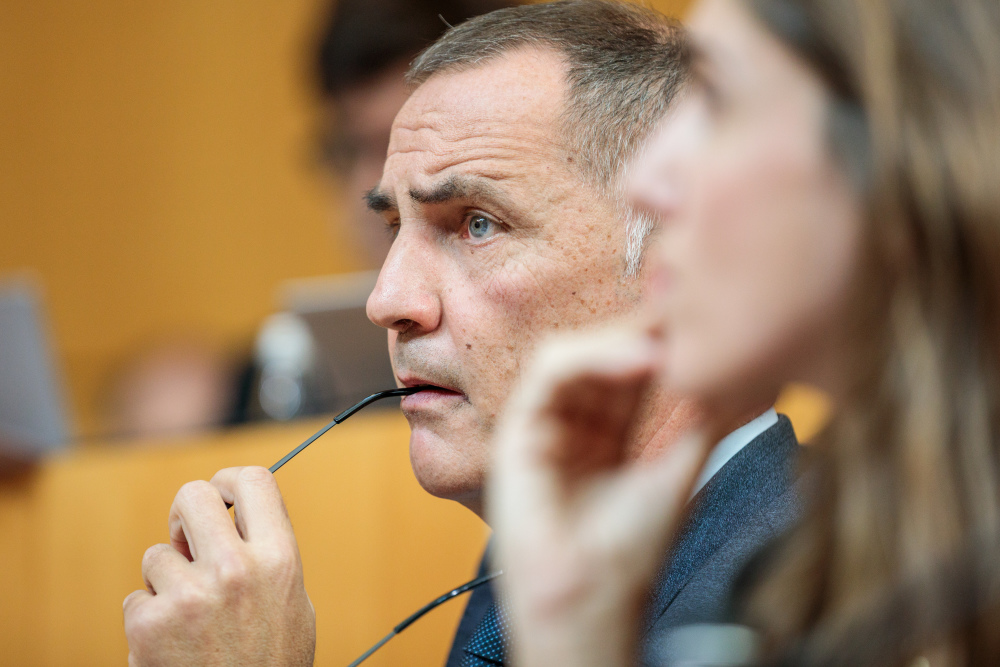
left=280, top=271, right=396, bottom=414
left=0, top=279, right=70, bottom=459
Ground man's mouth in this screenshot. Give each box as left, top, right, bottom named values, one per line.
left=397, top=375, right=466, bottom=410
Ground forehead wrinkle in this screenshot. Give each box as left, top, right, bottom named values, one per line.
left=387, top=124, right=560, bottom=164
left=383, top=141, right=559, bottom=205
left=388, top=88, right=562, bottom=157
left=387, top=137, right=566, bottom=197
left=387, top=46, right=570, bottom=183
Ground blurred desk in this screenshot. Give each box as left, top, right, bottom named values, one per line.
left=0, top=386, right=828, bottom=666
left=0, top=412, right=488, bottom=666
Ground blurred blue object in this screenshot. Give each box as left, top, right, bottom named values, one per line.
left=648, top=623, right=760, bottom=666
left=0, top=277, right=70, bottom=459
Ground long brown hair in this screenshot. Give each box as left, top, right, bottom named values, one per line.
left=739, top=0, right=1000, bottom=664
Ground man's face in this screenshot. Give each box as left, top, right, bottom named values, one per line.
left=366, top=48, right=643, bottom=513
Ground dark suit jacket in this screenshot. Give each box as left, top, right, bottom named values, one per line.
left=444, top=415, right=801, bottom=667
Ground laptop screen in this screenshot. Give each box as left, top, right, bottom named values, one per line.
left=0, top=279, right=70, bottom=457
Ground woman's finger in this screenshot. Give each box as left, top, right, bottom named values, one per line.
left=505, top=327, right=658, bottom=461
left=490, top=326, right=660, bottom=544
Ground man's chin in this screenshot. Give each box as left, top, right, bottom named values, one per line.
left=407, top=426, right=485, bottom=514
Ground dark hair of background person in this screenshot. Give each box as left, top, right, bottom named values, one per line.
left=733, top=1, right=1000, bottom=665
left=313, top=0, right=523, bottom=269
left=316, top=0, right=517, bottom=97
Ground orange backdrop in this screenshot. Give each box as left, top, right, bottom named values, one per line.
left=0, top=0, right=356, bottom=436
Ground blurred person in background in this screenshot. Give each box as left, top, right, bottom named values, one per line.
left=104, top=339, right=237, bottom=439
left=315, top=0, right=517, bottom=268
left=123, top=3, right=803, bottom=666
left=489, top=0, right=1000, bottom=665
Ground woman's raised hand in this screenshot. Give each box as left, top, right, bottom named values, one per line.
left=488, top=327, right=713, bottom=667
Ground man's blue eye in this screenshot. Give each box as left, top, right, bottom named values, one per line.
left=468, top=214, right=494, bottom=239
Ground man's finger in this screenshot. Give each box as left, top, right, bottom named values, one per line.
left=210, top=466, right=294, bottom=544
left=141, top=543, right=191, bottom=595
left=168, top=480, right=240, bottom=561
left=123, top=588, right=152, bottom=617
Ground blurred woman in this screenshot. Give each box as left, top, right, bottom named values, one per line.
left=488, top=0, right=1000, bottom=665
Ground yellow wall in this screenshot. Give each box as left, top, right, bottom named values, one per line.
left=647, top=0, right=694, bottom=16
left=0, top=1, right=360, bottom=436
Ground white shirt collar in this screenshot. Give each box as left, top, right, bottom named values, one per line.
left=691, top=408, right=778, bottom=497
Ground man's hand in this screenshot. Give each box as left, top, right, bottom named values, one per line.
left=123, top=466, right=315, bottom=667
left=488, top=328, right=713, bottom=667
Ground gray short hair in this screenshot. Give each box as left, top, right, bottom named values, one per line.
left=407, top=0, right=689, bottom=276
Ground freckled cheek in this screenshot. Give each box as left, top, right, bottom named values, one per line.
left=496, top=256, right=581, bottom=313
left=481, top=268, right=548, bottom=333
left=466, top=268, right=564, bottom=381
left=435, top=272, right=531, bottom=403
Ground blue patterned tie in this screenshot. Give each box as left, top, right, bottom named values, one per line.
left=459, top=599, right=510, bottom=666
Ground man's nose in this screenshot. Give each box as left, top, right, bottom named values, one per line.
left=366, top=230, right=442, bottom=335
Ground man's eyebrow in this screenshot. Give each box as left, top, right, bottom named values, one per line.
left=408, top=175, right=506, bottom=206
left=365, top=186, right=396, bottom=213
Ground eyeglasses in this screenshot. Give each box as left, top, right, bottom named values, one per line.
left=268, top=386, right=424, bottom=473
left=265, top=386, right=503, bottom=667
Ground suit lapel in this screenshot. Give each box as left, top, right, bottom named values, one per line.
left=455, top=417, right=800, bottom=662
left=644, top=416, right=800, bottom=633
